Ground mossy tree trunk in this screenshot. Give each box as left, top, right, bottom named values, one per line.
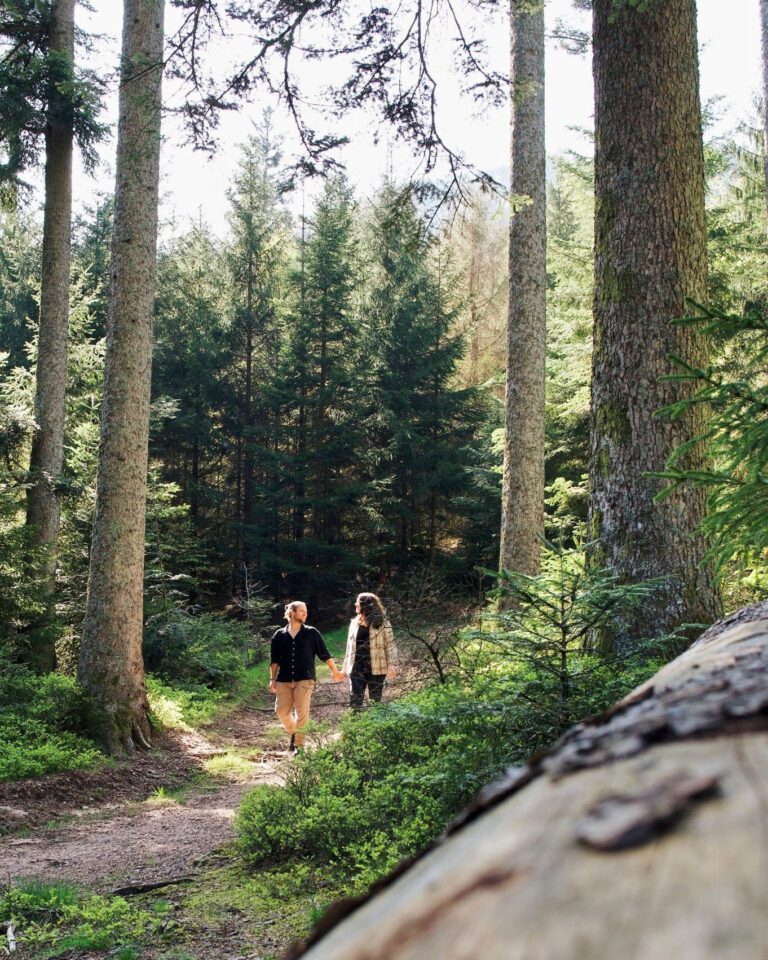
left=499, top=0, right=546, bottom=579
left=589, top=0, right=721, bottom=651
left=24, top=0, right=75, bottom=673
left=79, top=0, right=164, bottom=755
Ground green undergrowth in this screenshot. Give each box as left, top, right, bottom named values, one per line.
left=237, top=650, right=659, bottom=893
left=146, top=667, right=262, bottom=731
left=236, top=682, right=518, bottom=892
left=149, top=860, right=347, bottom=959
left=1, top=860, right=350, bottom=960
left=0, top=661, right=263, bottom=784
left=0, top=647, right=270, bottom=785
left=202, top=748, right=264, bottom=780
left=0, top=654, right=103, bottom=782
left=0, top=880, right=174, bottom=958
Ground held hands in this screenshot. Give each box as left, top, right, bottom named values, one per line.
left=331, top=670, right=346, bottom=683
left=386, top=667, right=397, bottom=681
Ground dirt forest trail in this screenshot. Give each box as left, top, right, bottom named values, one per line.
left=0, top=679, right=349, bottom=894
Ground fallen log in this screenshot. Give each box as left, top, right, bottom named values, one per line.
left=293, top=604, right=768, bottom=960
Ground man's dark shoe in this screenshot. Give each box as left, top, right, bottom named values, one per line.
left=289, top=733, right=296, bottom=752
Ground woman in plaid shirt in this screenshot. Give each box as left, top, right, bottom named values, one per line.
left=341, top=592, right=398, bottom=708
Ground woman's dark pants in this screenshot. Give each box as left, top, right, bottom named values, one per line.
left=350, top=670, right=386, bottom=708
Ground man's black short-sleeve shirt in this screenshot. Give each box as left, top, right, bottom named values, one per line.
left=270, top=624, right=332, bottom=682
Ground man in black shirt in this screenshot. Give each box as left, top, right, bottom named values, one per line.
left=269, top=601, right=344, bottom=751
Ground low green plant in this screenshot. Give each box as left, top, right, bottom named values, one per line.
left=237, top=682, right=528, bottom=890
left=0, top=653, right=103, bottom=781
left=0, top=880, right=172, bottom=957
left=203, top=750, right=259, bottom=780
left=146, top=674, right=229, bottom=729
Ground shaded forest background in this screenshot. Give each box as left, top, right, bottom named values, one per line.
left=2, top=0, right=768, bottom=951
left=3, top=108, right=767, bottom=651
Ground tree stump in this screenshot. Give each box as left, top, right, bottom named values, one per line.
left=293, top=604, right=768, bottom=959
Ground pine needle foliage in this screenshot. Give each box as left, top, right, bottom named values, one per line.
left=0, top=0, right=106, bottom=187
left=486, top=538, right=667, bottom=734
left=658, top=305, right=768, bottom=579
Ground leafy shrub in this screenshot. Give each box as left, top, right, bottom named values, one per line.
left=0, top=653, right=102, bottom=781
left=143, top=610, right=251, bottom=688
left=0, top=720, right=102, bottom=782
left=238, top=682, right=531, bottom=889
left=238, top=648, right=657, bottom=891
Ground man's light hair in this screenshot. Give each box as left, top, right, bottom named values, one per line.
left=284, top=600, right=306, bottom=621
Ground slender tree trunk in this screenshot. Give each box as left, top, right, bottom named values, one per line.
left=467, top=220, right=481, bottom=386
left=761, top=0, right=768, bottom=230
left=294, top=212, right=307, bottom=564
left=499, top=0, right=546, bottom=578
left=233, top=435, right=243, bottom=591
left=590, top=0, right=721, bottom=652
left=79, top=0, right=164, bottom=755
left=190, top=432, right=199, bottom=522
left=319, top=318, right=328, bottom=542
left=241, top=263, right=254, bottom=574
left=24, top=0, right=75, bottom=672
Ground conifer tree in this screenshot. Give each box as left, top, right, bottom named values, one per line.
left=0, top=208, right=40, bottom=367
left=153, top=224, right=235, bottom=542
left=500, top=0, right=546, bottom=580
left=225, top=118, right=291, bottom=591
left=761, top=0, right=768, bottom=231
left=366, top=187, right=478, bottom=569
left=79, top=0, right=165, bottom=753
left=72, top=196, right=113, bottom=338
left=0, top=0, right=103, bottom=668
left=279, top=176, right=366, bottom=603
left=24, top=0, right=75, bottom=669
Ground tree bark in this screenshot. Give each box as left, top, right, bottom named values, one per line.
left=241, top=258, right=254, bottom=572
left=499, top=0, right=546, bottom=579
left=292, top=603, right=768, bottom=960
left=761, top=0, right=768, bottom=231
left=24, top=0, right=75, bottom=672
left=79, top=0, right=164, bottom=755
left=589, top=0, right=721, bottom=650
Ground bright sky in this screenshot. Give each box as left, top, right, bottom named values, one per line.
left=69, top=0, right=762, bottom=236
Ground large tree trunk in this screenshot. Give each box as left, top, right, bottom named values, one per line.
left=79, top=0, right=164, bottom=755
left=499, top=0, right=546, bottom=578
left=761, top=0, right=768, bottom=230
left=293, top=603, right=768, bottom=960
left=589, top=0, right=721, bottom=650
left=24, top=0, right=75, bottom=672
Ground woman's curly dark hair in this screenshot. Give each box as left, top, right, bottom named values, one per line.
left=357, top=592, right=386, bottom=629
